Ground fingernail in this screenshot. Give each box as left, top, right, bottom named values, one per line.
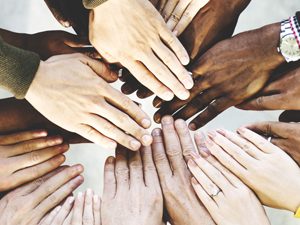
left=162, top=91, right=174, bottom=101
left=191, top=177, right=198, bottom=185
left=74, top=164, right=83, bottom=173
left=207, top=131, right=217, bottom=139
left=130, top=139, right=141, bottom=150
left=35, top=131, right=47, bottom=137
left=142, top=135, right=153, bottom=146
left=141, top=119, right=151, bottom=128
left=68, top=196, right=75, bottom=204
left=152, top=129, right=162, bottom=137
left=161, top=116, right=173, bottom=125
left=178, top=90, right=190, bottom=100
left=188, top=71, right=193, bottom=76
left=216, top=129, right=226, bottom=136
left=199, top=146, right=211, bottom=157
left=189, top=123, right=197, bottom=131
left=93, top=195, right=99, bottom=203
left=183, top=76, right=194, bottom=90
left=107, top=156, right=115, bottom=163
left=86, top=188, right=93, bottom=196
left=62, top=21, right=70, bottom=27
left=108, top=141, right=117, bottom=149
left=191, top=151, right=200, bottom=159
left=55, top=205, right=62, bottom=212
left=78, top=192, right=83, bottom=199
left=154, top=113, right=162, bottom=123
left=173, top=30, right=179, bottom=36
left=182, top=55, right=190, bottom=65
left=59, top=144, right=69, bottom=151
left=49, top=137, right=63, bottom=145
left=188, top=159, right=197, bottom=168
left=237, top=127, right=246, bottom=134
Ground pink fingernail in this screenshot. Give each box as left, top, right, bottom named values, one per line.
left=130, top=140, right=141, bottom=150
left=189, top=123, right=197, bottom=131
left=191, top=151, right=200, bottom=159
left=216, top=129, right=226, bottom=136
left=188, top=159, right=197, bottom=167
left=68, top=196, right=75, bottom=204
left=141, top=119, right=151, bottom=128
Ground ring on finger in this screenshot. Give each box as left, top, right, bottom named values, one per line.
left=267, top=137, right=272, bottom=142
left=171, top=13, right=180, bottom=22
left=210, top=188, right=222, bottom=198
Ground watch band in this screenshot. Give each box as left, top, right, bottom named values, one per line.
left=295, top=206, right=300, bottom=218
left=290, top=16, right=300, bottom=48
left=296, top=11, right=300, bottom=25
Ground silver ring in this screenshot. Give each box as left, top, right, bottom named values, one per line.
left=210, top=188, right=222, bottom=198
left=171, top=14, right=180, bottom=22
left=267, top=137, right=272, bottom=142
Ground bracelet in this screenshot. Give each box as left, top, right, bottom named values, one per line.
left=295, top=206, right=300, bottom=218
left=296, top=11, right=300, bottom=25
left=290, top=16, right=300, bottom=48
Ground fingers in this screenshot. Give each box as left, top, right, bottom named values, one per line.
left=103, top=157, right=116, bottom=200
left=151, top=129, right=172, bottom=180
left=173, top=0, right=209, bottom=35
left=151, top=42, right=193, bottom=89
left=51, top=197, right=75, bottom=225
left=160, top=116, right=186, bottom=173
left=174, top=119, right=196, bottom=161
left=128, top=150, right=144, bottom=188
left=238, top=94, right=285, bottom=110
left=6, top=155, right=66, bottom=191
left=158, top=24, right=190, bottom=65
left=0, top=135, right=64, bottom=158
left=33, top=175, right=84, bottom=224
left=140, top=146, right=160, bottom=188
left=166, top=0, right=191, bottom=31
left=124, top=60, right=174, bottom=101
left=40, top=205, right=61, bottom=225
left=76, top=124, right=117, bottom=149
left=31, top=165, right=84, bottom=207
left=279, top=110, right=300, bottom=122
left=162, top=0, right=180, bottom=21
left=93, top=195, right=101, bottom=225
left=136, top=86, right=154, bottom=99
left=84, top=56, right=118, bottom=83
left=115, top=147, right=130, bottom=191
left=208, top=131, right=257, bottom=166
left=141, top=51, right=190, bottom=100
left=0, top=130, right=47, bottom=145
left=188, top=96, right=235, bottom=130
left=245, top=121, right=289, bottom=139
left=71, top=192, right=84, bottom=225
left=83, top=189, right=94, bottom=225
left=11, top=143, right=69, bottom=171
left=237, top=128, right=278, bottom=154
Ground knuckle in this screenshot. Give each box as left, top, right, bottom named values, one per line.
left=166, top=146, right=182, bottom=157
left=103, top=123, right=115, bottom=133
left=30, top=152, right=40, bottom=164
left=122, top=98, right=132, bottom=109
left=144, top=164, right=156, bottom=172
left=154, top=153, right=168, bottom=163
left=115, top=168, right=129, bottom=176
left=183, top=10, right=192, bottom=20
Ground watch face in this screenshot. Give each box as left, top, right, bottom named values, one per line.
left=281, top=36, right=300, bottom=58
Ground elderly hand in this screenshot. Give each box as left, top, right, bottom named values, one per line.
left=154, top=23, right=285, bottom=129
left=25, top=53, right=152, bottom=151
left=89, top=0, right=193, bottom=101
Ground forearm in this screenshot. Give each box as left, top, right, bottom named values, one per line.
left=0, top=98, right=87, bottom=144
left=0, top=28, right=29, bottom=49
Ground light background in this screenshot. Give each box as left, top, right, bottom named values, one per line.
left=0, top=0, right=299, bottom=224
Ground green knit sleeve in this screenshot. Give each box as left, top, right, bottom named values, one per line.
left=0, top=37, right=40, bottom=99
left=82, top=0, right=107, bottom=9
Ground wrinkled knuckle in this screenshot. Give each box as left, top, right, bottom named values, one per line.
left=115, top=168, right=129, bottom=177
left=154, top=153, right=168, bottom=163
left=30, top=152, right=40, bottom=164
left=103, top=123, right=115, bottom=133
left=144, top=164, right=156, bottom=172
left=122, top=98, right=132, bottom=109
left=166, top=146, right=182, bottom=157
left=34, top=177, right=45, bottom=187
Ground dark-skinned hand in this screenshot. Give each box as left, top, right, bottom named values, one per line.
left=120, top=0, right=251, bottom=99
left=154, top=23, right=285, bottom=130
left=246, top=122, right=300, bottom=166
left=238, top=64, right=300, bottom=111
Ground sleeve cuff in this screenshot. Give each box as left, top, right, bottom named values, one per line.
left=0, top=38, right=40, bottom=99
left=82, top=0, right=107, bottom=9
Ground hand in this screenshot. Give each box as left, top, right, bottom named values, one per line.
left=101, top=147, right=163, bottom=225
left=0, top=98, right=87, bottom=144
left=0, top=165, right=84, bottom=225
left=151, top=116, right=215, bottom=225
left=238, top=66, right=300, bottom=110
left=188, top=150, right=270, bottom=225
left=120, top=0, right=250, bottom=99
left=44, top=0, right=89, bottom=37
left=89, top=0, right=193, bottom=101
left=205, top=128, right=300, bottom=212
left=0, top=130, right=68, bottom=192
left=154, top=23, right=285, bottom=129
left=25, top=53, right=152, bottom=151
left=25, top=31, right=99, bottom=61
left=40, top=190, right=101, bottom=225
left=158, top=0, right=209, bottom=36
left=246, top=121, right=300, bottom=166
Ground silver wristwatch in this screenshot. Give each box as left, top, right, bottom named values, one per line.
left=278, top=16, right=300, bottom=63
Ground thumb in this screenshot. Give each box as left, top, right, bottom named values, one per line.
left=85, top=57, right=118, bottom=83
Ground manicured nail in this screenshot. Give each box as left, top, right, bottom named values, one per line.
left=189, top=123, right=197, bottom=131
left=68, top=196, right=75, bottom=204
left=142, top=135, right=153, bottom=146
left=93, top=195, right=99, bottom=203
left=152, top=129, right=162, bottom=137
left=207, top=131, right=217, bottom=139
left=74, top=164, right=84, bottom=173
left=191, top=177, right=198, bottom=185
left=191, top=151, right=200, bottom=159
left=162, top=91, right=174, bottom=101
left=130, top=139, right=141, bottom=150
left=178, top=90, right=190, bottom=100
left=188, top=159, right=197, bottom=168
left=141, top=119, right=151, bottom=128
left=107, top=156, right=115, bottom=163
left=237, top=127, right=247, bottom=134
left=216, top=129, right=226, bottom=136
left=161, top=116, right=173, bottom=125
left=183, top=77, right=194, bottom=90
